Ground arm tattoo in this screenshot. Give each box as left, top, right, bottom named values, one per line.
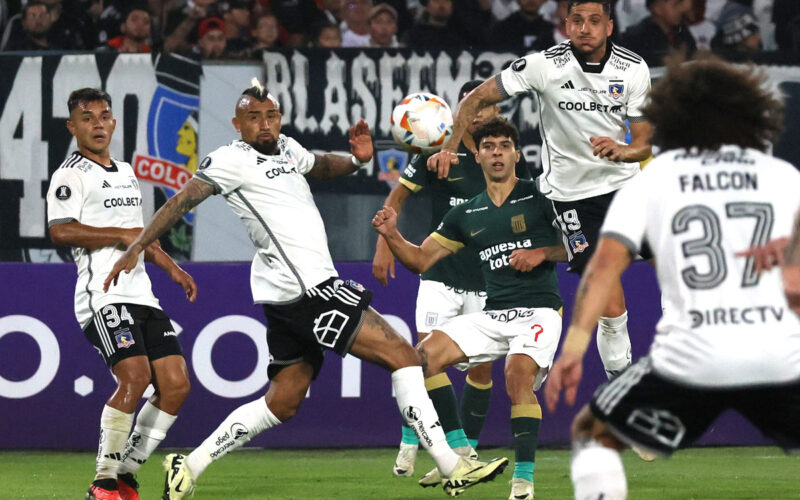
left=572, top=269, right=594, bottom=321
left=308, top=154, right=359, bottom=180
left=134, top=179, right=214, bottom=250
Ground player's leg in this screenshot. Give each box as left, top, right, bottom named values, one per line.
left=118, top=307, right=189, bottom=499
left=596, top=281, right=632, bottom=379
left=350, top=308, right=508, bottom=494
left=163, top=362, right=313, bottom=500
left=733, top=381, right=800, bottom=455
left=570, top=406, right=628, bottom=500
left=84, top=306, right=153, bottom=500
left=459, top=291, right=493, bottom=451
left=504, top=354, right=542, bottom=500
left=393, top=280, right=462, bottom=476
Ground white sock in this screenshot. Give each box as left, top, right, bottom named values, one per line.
left=118, top=400, right=177, bottom=475
left=185, top=398, right=281, bottom=479
left=95, top=405, right=134, bottom=480
left=571, top=443, right=627, bottom=500
left=392, top=366, right=459, bottom=477
left=596, top=311, right=632, bottom=378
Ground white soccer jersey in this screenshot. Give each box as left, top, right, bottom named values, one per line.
left=195, top=136, right=337, bottom=304
left=498, top=41, right=651, bottom=202
left=46, top=152, right=160, bottom=329
left=602, top=146, right=800, bottom=387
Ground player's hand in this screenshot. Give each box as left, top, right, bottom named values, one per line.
left=104, top=247, right=142, bottom=291
left=735, top=237, right=788, bottom=273
left=590, top=136, right=626, bottom=162
left=426, top=149, right=459, bottom=179
left=170, top=267, right=198, bottom=302
left=349, top=119, right=373, bottom=164
left=371, top=205, right=398, bottom=236
left=509, top=248, right=545, bottom=272
left=372, top=239, right=396, bottom=286
left=544, top=351, right=584, bottom=412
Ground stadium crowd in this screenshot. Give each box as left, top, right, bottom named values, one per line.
left=0, top=0, right=796, bottom=64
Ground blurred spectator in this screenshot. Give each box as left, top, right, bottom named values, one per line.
left=711, top=0, right=762, bottom=52
left=222, top=0, right=253, bottom=53
left=380, top=0, right=413, bottom=35
left=268, top=0, right=324, bottom=46
left=450, top=0, right=490, bottom=47
left=164, top=0, right=221, bottom=53
left=251, top=13, right=280, bottom=51
left=491, top=0, right=519, bottom=22
left=367, top=2, right=399, bottom=47
left=615, top=0, right=649, bottom=34
left=552, top=0, right=569, bottom=44
left=773, top=0, right=800, bottom=51
left=621, top=0, right=696, bottom=65
left=488, top=0, right=555, bottom=51
left=96, top=0, right=127, bottom=44
left=107, top=5, right=151, bottom=52
left=752, top=0, right=775, bottom=50
left=403, top=0, right=464, bottom=49
left=3, top=1, right=59, bottom=50
left=686, top=0, right=715, bottom=49
left=321, top=0, right=344, bottom=24
left=341, top=0, right=371, bottom=47
left=193, top=15, right=226, bottom=57
left=311, top=19, right=341, bottom=46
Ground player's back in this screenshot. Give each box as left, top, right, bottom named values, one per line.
left=605, top=145, right=800, bottom=387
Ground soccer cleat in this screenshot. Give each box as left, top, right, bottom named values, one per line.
left=393, top=442, right=418, bottom=477
left=508, top=477, right=534, bottom=499
left=441, top=456, right=509, bottom=497
left=162, top=453, right=195, bottom=499
left=632, top=446, right=657, bottom=462
left=117, top=473, right=140, bottom=500
left=419, top=447, right=479, bottom=488
left=86, top=484, right=122, bottom=500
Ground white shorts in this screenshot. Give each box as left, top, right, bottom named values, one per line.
left=436, top=307, right=563, bottom=391
left=415, top=279, right=487, bottom=333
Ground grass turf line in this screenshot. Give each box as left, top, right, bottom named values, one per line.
left=0, top=447, right=797, bottom=499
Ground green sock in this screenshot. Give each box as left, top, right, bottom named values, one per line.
left=459, top=376, right=492, bottom=449
left=426, top=373, right=470, bottom=450
left=401, top=421, right=419, bottom=446
left=511, top=404, right=542, bottom=482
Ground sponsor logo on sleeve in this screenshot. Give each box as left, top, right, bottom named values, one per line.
left=56, top=186, right=71, bottom=200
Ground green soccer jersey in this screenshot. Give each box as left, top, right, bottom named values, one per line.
left=431, top=178, right=563, bottom=311
left=399, top=142, right=531, bottom=291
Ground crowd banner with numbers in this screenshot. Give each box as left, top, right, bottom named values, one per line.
left=0, top=261, right=773, bottom=449
left=0, top=52, right=201, bottom=263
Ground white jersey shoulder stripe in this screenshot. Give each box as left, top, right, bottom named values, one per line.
left=58, top=152, right=82, bottom=170
left=611, top=44, right=643, bottom=60
left=611, top=48, right=643, bottom=65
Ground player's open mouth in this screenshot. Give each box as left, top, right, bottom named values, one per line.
left=492, top=161, right=504, bottom=169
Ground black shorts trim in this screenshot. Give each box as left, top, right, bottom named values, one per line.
left=590, top=357, right=800, bottom=456
left=263, top=277, right=373, bottom=380
left=83, top=303, right=182, bottom=367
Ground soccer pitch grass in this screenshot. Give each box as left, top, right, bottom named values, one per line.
left=1, top=447, right=797, bottom=499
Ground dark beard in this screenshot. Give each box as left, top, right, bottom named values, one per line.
left=248, top=138, right=278, bottom=155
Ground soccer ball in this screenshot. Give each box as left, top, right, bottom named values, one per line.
left=390, top=92, right=453, bottom=154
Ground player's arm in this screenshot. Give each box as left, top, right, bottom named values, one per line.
left=428, top=78, right=505, bottom=179
left=143, top=241, right=198, bottom=302
left=509, top=244, right=568, bottom=272
left=784, top=212, right=800, bottom=316
left=50, top=221, right=143, bottom=251
left=544, top=237, right=632, bottom=411
left=306, top=119, right=373, bottom=180
left=589, top=120, right=653, bottom=163
left=104, top=178, right=215, bottom=290
left=372, top=183, right=414, bottom=285
left=372, top=206, right=453, bottom=274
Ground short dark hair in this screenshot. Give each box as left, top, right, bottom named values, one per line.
left=458, top=80, right=483, bottom=102
left=67, top=88, right=112, bottom=114
left=643, top=54, right=783, bottom=152
left=568, top=0, right=611, bottom=14
left=472, top=117, right=520, bottom=150
left=23, top=0, right=48, bottom=16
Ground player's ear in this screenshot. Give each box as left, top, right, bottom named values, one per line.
left=65, top=119, right=75, bottom=136
left=232, top=116, right=241, bottom=132
left=607, top=18, right=613, bottom=37
left=109, top=118, right=116, bottom=133
left=515, top=148, right=521, bottom=163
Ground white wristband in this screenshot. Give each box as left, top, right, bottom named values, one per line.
left=351, top=155, right=367, bottom=167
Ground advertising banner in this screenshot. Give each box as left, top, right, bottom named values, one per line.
left=0, top=261, right=771, bottom=449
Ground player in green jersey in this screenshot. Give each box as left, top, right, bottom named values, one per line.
left=373, top=80, right=531, bottom=478
left=373, top=117, right=566, bottom=500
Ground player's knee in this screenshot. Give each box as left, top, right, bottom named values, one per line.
left=117, top=372, right=151, bottom=398
left=269, top=397, right=302, bottom=422
left=161, top=372, right=191, bottom=405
